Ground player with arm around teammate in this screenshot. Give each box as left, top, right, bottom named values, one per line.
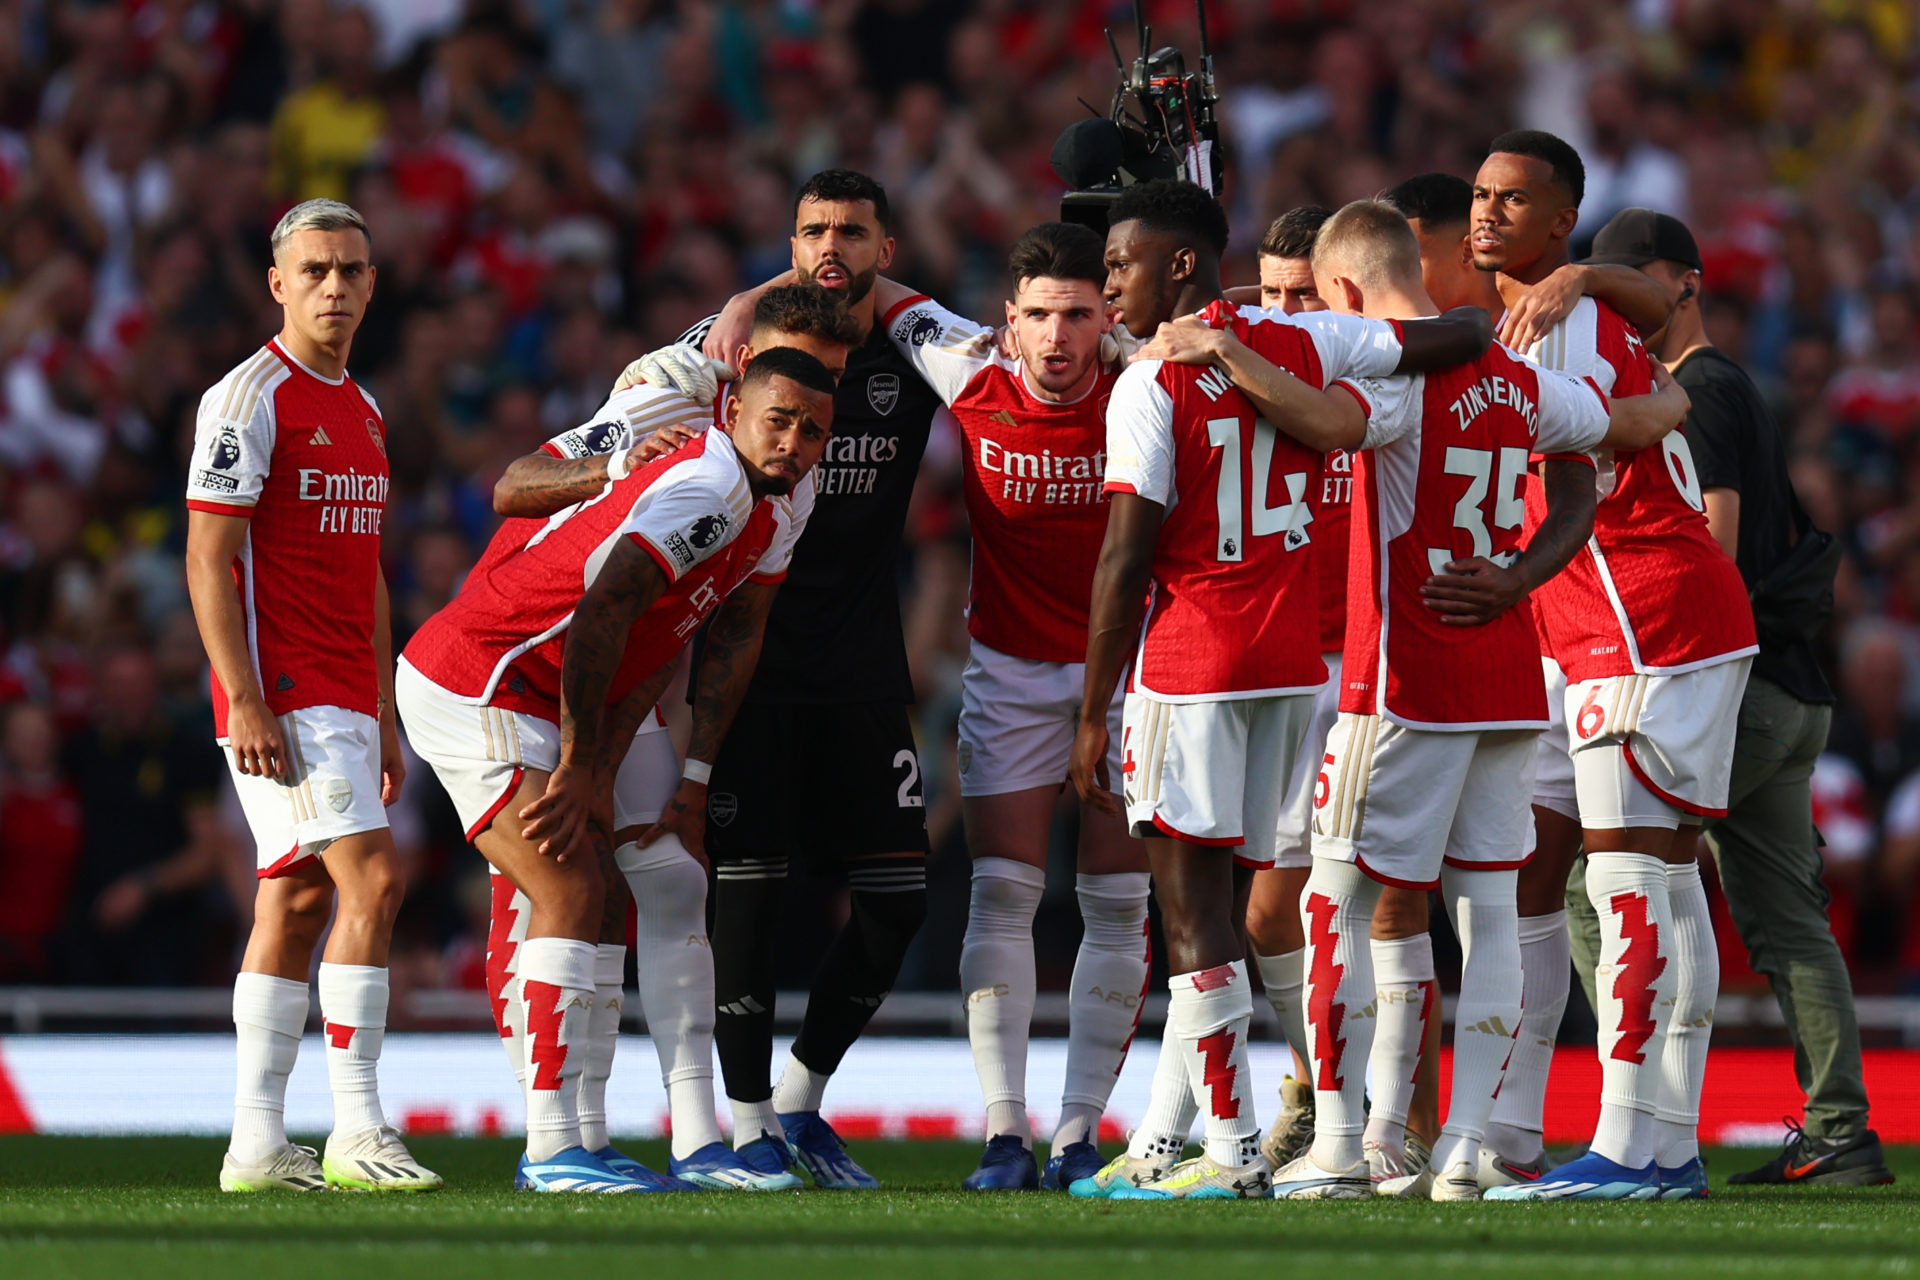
left=1197, top=200, right=1686, bottom=1200
left=1065, top=179, right=1493, bottom=1201
left=479, top=286, right=857, bottom=1190
left=185, top=199, right=439, bottom=1194
left=867, top=222, right=1153, bottom=1191
left=1465, top=131, right=1756, bottom=1202
left=397, top=349, right=833, bottom=1192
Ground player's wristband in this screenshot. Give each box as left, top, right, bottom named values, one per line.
left=605, top=446, right=633, bottom=482
left=682, top=759, right=713, bottom=786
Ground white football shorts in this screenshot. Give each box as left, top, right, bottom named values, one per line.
left=1121, top=691, right=1315, bottom=868
left=1312, top=713, right=1538, bottom=889
left=396, top=659, right=561, bottom=841
left=1565, top=656, right=1753, bottom=829
left=223, top=704, right=388, bottom=879
left=1274, top=652, right=1342, bottom=871
left=1531, top=656, right=1578, bottom=821
left=957, top=639, right=1123, bottom=797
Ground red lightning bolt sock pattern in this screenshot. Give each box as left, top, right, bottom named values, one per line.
left=1584, top=851, right=1675, bottom=1170
left=317, top=962, right=389, bottom=1139
left=486, top=871, right=532, bottom=1087
left=1302, top=860, right=1382, bottom=1171
left=1167, top=960, right=1260, bottom=1168
left=516, top=936, right=597, bottom=1162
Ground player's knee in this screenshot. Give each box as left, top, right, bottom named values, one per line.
left=336, top=855, right=406, bottom=929
left=849, top=878, right=927, bottom=964
left=1076, top=871, right=1149, bottom=950
left=277, top=880, right=335, bottom=947
left=1244, top=895, right=1303, bottom=955
left=1369, top=886, right=1429, bottom=940
left=628, top=847, right=708, bottom=928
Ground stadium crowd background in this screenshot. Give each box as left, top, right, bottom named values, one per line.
left=1, top=0, right=1919, bottom=1023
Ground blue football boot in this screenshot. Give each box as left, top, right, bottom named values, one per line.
left=961, top=1135, right=1038, bottom=1190
left=778, top=1110, right=880, bottom=1190
left=1041, top=1140, right=1106, bottom=1191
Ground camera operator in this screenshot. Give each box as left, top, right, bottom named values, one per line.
left=1581, top=209, right=1891, bottom=1188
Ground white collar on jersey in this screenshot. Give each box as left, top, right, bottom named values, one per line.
left=270, top=338, right=347, bottom=386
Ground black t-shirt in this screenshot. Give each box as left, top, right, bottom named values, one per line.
left=682, top=314, right=941, bottom=704
left=64, top=715, right=225, bottom=893
left=1675, top=346, right=1835, bottom=704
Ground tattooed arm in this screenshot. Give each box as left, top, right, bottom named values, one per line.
left=1420, top=457, right=1596, bottom=626
left=637, top=579, right=780, bottom=866
left=519, top=537, right=671, bottom=859
left=494, top=452, right=625, bottom=518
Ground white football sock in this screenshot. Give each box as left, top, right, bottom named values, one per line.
left=1485, top=908, right=1569, bottom=1164
left=1362, top=933, right=1432, bottom=1155
left=1429, top=867, right=1522, bottom=1175
left=231, top=971, right=308, bottom=1163
left=1253, top=947, right=1308, bottom=1068
left=576, top=943, right=625, bottom=1154
left=1655, top=859, right=1717, bottom=1167
left=317, top=962, right=388, bottom=1139
left=1055, top=871, right=1150, bottom=1148
left=518, top=936, right=596, bottom=1163
left=486, top=871, right=530, bottom=1087
left=1302, top=859, right=1381, bottom=1170
left=1125, top=1027, right=1197, bottom=1162
left=958, top=858, right=1043, bottom=1144
left=618, top=837, right=724, bottom=1159
left=1168, top=961, right=1260, bottom=1167
left=1585, top=851, right=1674, bottom=1169
left=731, top=1098, right=782, bottom=1150
left=771, top=1053, right=829, bottom=1115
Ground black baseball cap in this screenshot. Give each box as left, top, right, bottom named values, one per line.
left=1585, top=208, right=1703, bottom=273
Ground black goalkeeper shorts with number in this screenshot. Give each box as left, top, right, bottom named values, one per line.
left=704, top=700, right=931, bottom=867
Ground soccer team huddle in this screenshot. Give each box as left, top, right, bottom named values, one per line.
left=185, top=125, right=1751, bottom=1204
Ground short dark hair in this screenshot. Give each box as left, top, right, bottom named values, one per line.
left=1108, top=179, right=1229, bottom=257
left=1007, top=221, right=1106, bottom=290
left=1486, top=130, right=1585, bottom=207
left=1259, top=206, right=1333, bottom=260
left=739, top=345, right=836, bottom=398
left=1384, top=173, right=1473, bottom=229
left=751, top=284, right=862, bottom=347
left=794, top=168, right=891, bottom=232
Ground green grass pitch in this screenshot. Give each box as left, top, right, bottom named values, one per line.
left=2, top=1137, right=1916, bottom=1279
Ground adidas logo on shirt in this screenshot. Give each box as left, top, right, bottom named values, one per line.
left=310, top=426, right=333, bottom=446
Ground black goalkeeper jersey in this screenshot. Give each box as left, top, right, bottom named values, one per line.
left=682, top=313, right=941, bottom=704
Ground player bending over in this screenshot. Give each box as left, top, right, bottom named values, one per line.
left=1068, top=178, right=1491, bottom=1201
left=398, top=349, right=832, bottom=1192
left=865, top=222, right=1151, bottom=1191
left=186, top=199, right=440, bottom=1194
left=478, top=286, right=856, bottom=1190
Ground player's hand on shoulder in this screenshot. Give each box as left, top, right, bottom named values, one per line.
left=1500, top=266, right=1584, bottom=352
left=612, top=344, right=730, bottom=404
left=630, top=423, right=700, bottom=467
left=519, top=760, right=596, bottom=862
left=1420, top=556, right=1528, bottom=625
left=225, top=691, right=286, bottom=779
left=1133, top=315, right=1228, bottom=366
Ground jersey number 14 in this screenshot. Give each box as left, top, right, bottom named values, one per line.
left=1207, top=416, right=1311, bottom=562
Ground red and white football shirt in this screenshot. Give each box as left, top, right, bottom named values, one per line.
left=185, top=339, right=390, bottom=736
left=1103, top=301, right=1405, bottom=700
left=879, top=294, right=1116, bottom=663
left=403, top=427, right=809, bottom=721
left=1337, top=346, right=1611, bottom=728
left=1518, top=298, right=1756, bottom=679
left=1314, top=448, right=1355, bottom=653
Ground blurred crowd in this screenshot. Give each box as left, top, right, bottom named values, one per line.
left=2, top=0, right=1920, bottom=1011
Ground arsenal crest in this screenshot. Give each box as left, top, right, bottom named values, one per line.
left=709, top=792, right=739, bottom=826
left=365, top=417, right=387, bottom=458
left=867, top=373, right=899, bottom=416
